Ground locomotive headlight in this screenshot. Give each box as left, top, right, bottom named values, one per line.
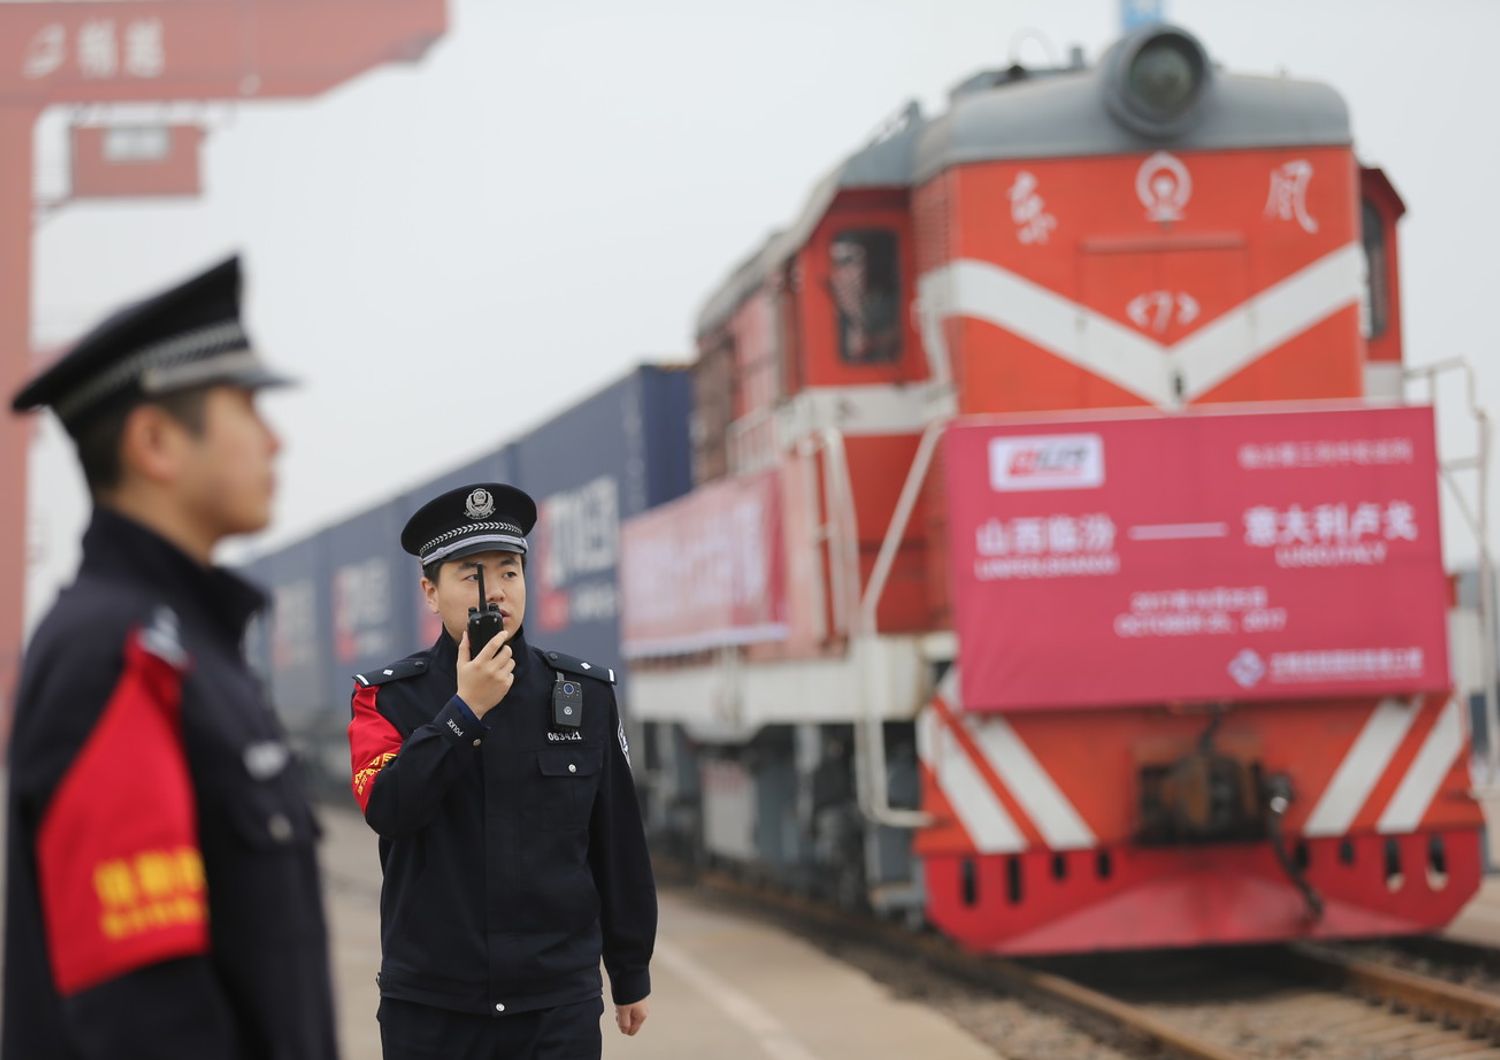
left=1129, top=37, right=1200, bottom=113
left=1104, top=26, right=1211, bottom=138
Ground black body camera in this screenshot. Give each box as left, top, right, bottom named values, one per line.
left=466, top=565, right=505, bottom=656
left=552, top=673, right=583, bottom=729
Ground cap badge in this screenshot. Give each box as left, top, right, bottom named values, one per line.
left=465, top=488, right=495, bottom=520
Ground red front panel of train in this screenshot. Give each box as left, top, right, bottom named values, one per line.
left=944, top=405, right=1449, bottom=712
left=916, top=145, right=1363, bottom=415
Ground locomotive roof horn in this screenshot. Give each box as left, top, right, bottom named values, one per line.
left=1101, top=24, right=1212, bottom=139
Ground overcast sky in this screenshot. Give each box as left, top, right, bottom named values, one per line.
left=23, top=0, right=1500, bottom=626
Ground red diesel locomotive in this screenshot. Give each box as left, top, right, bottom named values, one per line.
left=620, top=23, right=1483, bottom=953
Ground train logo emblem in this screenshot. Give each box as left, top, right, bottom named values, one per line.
left=1227, top=648, right=1267, bottom=688
left=1137, top=151, right=1191, bottom=222
left=465, top=488, right=495, bottom=520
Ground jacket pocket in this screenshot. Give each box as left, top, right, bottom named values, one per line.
left=526, top=746, right=603, bottom=831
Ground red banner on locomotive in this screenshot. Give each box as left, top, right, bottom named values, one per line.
left=945, top=405, right=1450, bottom=712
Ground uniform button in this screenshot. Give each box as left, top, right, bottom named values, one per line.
left=494, top=1003, right=506, bottom=1013
left=568, top=763, right=577, bottom=774
left=472, top=739, right=482, bottom=747
left=267, top=813, right=294, bottom=843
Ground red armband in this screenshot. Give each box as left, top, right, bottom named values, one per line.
left=36, top=628, right=208, bottom=996
left=349, top=684, right=402, bottom=813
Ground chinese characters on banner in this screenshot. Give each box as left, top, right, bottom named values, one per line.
left=3, top=3, right=447, bottom=103
left=1008, top=171, right=1057, bottom=245
left=619, top=469, right=791, bottom=657
left=22, top=18, right=165, bottom=82
left=944, top=405, right=1450, bottom=712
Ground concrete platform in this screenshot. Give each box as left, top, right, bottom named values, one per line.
left=319, top=807, right=997, bottom=1059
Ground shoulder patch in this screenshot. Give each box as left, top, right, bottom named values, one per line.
left=540, top=649, right=616, bottom=685
left=138, top=606, right=189, bottom=670
left=353, top=656, right=429, bottom=687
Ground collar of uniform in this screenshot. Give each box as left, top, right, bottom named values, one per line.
left=435, top=623, right=529, bottom=678
left=81, top=507, right=268, bottom=638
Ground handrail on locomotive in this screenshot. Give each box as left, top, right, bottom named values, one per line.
left=1404, top=357, right=1498, bottom=787
left=854, top=417, right=948, bottom=829
left=718, top=411, right=940, bottom=829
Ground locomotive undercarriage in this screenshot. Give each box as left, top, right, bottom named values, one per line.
left=633, top=681, right=1487, bottom=952
left=638, top=718, right=924, bottom=917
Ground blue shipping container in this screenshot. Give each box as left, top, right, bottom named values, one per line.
left=321, top=499, right=414, bottom=707
left=512, top=365, right=692, bottom=693
left=256, top=534, right=332, bottom=722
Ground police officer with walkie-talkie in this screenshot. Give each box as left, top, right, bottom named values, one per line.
left=347, top=483, right=656, bottom=1059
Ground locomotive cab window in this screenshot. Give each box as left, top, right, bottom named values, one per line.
left=828, top=228, right=902, bottom=364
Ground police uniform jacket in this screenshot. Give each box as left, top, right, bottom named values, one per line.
left=347, top=626, right=656, bottom=1018
left=2, top=509, right=338, bottom=1059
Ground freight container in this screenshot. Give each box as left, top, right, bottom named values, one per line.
left=322, top=499, right=414, bottom=706
left=255, top=534, right=332, bottom=724
left=512, top=366, right=692, bottom=691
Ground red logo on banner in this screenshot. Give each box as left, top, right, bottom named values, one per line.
left=944, top=405, right=1451, bottom=712
left=989, top=433, right=1106, bottom=491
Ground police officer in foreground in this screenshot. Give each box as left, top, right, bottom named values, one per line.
left=348, top=484, right=656, bottom=1059
left=3, top=256, right=339, bottom=1059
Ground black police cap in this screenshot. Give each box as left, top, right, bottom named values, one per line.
left=11, top=255, right=294, bottom=432
left=401, top=483, right=538, bottom=566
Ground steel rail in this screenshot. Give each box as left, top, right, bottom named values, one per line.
left=1287, top=942, right=1500, bottom=1041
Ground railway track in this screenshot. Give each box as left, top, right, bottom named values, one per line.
left=1050, top=942, right=1500, bottom=1059
left=678, top=865, right=1500, bottom=1059
left=1290, top=942, right=1500, bottom=1042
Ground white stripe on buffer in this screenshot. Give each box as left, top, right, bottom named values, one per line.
left=1379, top=697, right=1465, bottom=834
left=934, top=666, right=1095, bottom=850
left=1303, top=696, right=1420, bottom=837
left=917, top=701, right=1025, bottom=854
left=962, top=713, right=1097, bottom=849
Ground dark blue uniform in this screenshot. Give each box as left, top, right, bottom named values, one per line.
left=348, top=625, right=656, bottom=1057
left=3, top=510, right=338, bottom=1059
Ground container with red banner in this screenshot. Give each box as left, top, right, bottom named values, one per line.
left=944, top=404, right=1450, bottom=713
left=620, top=468, right=790, bottom=657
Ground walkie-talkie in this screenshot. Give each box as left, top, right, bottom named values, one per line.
left=466, top=566, right=505, bottom=656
